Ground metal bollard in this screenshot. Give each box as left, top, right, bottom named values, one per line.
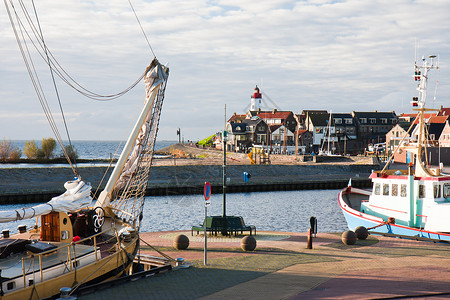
left=307, top=228, right=313, bottom=249
left=309, top=216, right=317, bottom=237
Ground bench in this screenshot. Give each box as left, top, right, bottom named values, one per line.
left=191, top=216, right=256, bottom=236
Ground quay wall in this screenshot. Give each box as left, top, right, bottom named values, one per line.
left=0, top=164, right=375, bottom=203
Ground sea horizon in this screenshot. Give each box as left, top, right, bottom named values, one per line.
left=8, top=139, right=177, bottom=160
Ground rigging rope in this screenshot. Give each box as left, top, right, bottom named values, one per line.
left=128, top=0, right=156, bottom=58
left=6, top=0, right=78, bottom=175
left=30, top=0, right=78, bottom=174
left=8, top=0, right=146, bottom=101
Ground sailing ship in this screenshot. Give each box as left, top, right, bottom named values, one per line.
left=339, top=55, right=450, bottom=242
left=318, top=112, right=339, bottom=156
left=1, top=2, right=169, bottom=299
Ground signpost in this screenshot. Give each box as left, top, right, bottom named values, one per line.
left=203, top=182, right=211, bottom=265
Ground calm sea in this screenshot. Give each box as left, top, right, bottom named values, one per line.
left=0, top=189, right=348, bottom=234
left=9, top=140, right=176, bottom=160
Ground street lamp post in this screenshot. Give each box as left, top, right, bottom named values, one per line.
left=222, top=105, right=227, bottom=235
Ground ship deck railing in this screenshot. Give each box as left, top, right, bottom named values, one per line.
left=9, top=226, right=121, bottom=287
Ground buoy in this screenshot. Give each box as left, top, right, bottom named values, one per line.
left=241, top=235, right=256, bottom=251
left=341, top=230, right=357, bottom=245
left=173, top=234, right=189, bottom=250
left=355, top=226, right=369, bottom=240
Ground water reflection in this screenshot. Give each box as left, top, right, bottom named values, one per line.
left=140, top=189, right=347, bottom=233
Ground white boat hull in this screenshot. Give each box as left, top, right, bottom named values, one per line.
left=339, top=186, right=450, bottom=242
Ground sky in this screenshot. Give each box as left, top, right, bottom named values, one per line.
left=1, top=0, right=449, bottom=143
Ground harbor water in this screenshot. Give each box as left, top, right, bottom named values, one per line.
left=0, top=189, right=348, bottom=234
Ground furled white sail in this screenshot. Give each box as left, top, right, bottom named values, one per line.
left=0, top=180, right=92, bottom=223
left=95, top=59, right=168, bottom=222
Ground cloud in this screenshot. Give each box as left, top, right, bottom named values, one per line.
left=1, top=0, right=450, bottom=141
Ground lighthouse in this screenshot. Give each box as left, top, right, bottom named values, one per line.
left=250, top=85, right=262, bottom=111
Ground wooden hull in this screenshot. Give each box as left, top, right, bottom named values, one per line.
left=2, top=237, right=138, bottom=300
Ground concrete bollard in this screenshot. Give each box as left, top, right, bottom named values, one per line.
left=241, top=236, right=256, bottom=251
left=355, top=226, right=369, bottom=240
left=173, top=234, right=189, bottom=250
left=341, top=230, right=357, bottom=245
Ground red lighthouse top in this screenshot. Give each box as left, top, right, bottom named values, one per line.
left=252, top=85, right=262, bottom=99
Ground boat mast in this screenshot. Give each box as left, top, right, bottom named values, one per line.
left=413, top=55, right=439, bottom=176
left=95, top=59, right=168, bottom=213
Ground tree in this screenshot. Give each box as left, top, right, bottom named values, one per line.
left=0, top=139, right=22, bottom=162
left=23, top=140, right=38, bottom=159
left=9, top=147, right=22, bottom=161
left=39, top=137, right=56, bottom=160
left=64, top=144, right=78, bottom=162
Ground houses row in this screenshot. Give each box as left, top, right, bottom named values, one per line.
left=220, top=104, right=450, bottom=156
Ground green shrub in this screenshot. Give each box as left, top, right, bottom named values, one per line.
left=23, top=140, right=38, bottom=159
left=40, top=137, right=56, bottom=160
left=63, top=144, right=78, bottom=162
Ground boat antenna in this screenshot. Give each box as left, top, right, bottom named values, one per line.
left=128, top=0, right=156, bottom=58
left=30, top=0, right=78, bottom=174
left=432, top=55, right=440, bottom=108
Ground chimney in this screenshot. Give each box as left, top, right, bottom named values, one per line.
left=272, top=108, right=277, bottom=113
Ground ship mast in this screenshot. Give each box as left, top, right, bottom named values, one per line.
left=412, top=55, right=439, bottom=176
left=95, top=59, right=168, bottom=217
left=381, top=55, right=439, bottom=175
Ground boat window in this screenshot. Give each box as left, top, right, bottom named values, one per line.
left=434, top=184, right=441, bottom=198
left=419, top=184, right=426, bottom=198
left=383, top=184, right=389, bottom=196
left=392, top=184, right=398, bottom=196
left=374, top=183, right=380, bottom=195
left=444, top=184, right=450, bottom=199
left=401, top=184, right=407, bottom=197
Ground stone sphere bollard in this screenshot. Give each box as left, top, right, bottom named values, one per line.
left=341, top=230, right=357, bottom=245
left=355, top=226, right=369, bottom=240
left=173, top=234, right=189, bottom=250
left=241, top=235, right=257, bottom=251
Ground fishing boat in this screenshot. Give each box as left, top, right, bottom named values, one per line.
left=338, top=55, right=450, bottom=242
left=1, top=2, right=169, bottom=299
